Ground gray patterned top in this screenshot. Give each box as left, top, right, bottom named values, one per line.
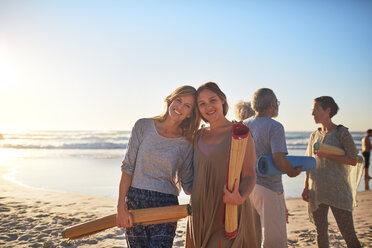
left=244, top=117, right=288, bottom=193
left=307, top=125, right=360, bottom=219
left=121, top=118, right=193, bottom=196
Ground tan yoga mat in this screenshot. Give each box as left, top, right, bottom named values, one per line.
left=313, top=142, right=345, bottom=156
left=225, top=123, right=250, bottom=239
left=62, top=204, right=191, bottom=239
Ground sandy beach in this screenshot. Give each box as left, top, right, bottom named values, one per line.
left=1, top=165, right=371, bottom=248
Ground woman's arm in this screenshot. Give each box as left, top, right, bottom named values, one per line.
left=178, top=145, right=194, bottom=195
left=116, top=172, right=133, bottom=228
left=315, top=151, right=357, bottom=166
left=302, top=133, right=313, bottom=202
left=116, top=120, right=144, bottom=228
left=302, top=171, right=310, bottom=202
left=223, top=134, right=256, bottom=205
left=317, top=127, right=358, bottom=166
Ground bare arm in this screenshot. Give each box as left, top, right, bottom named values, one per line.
left=273, top=152, right=302, bottom=177
left=302, top=133, right=313, bottom=202
left=367, top=137, right=372, bottom=151
left=301, top=171, right=310, bottom=202
left=322, top=128, right=358, bottom=166
left=315, top=151, right=357, bottom=166
left=116, top=172, right=133, bottom=228
left=223, top=134, right=256, bottom=205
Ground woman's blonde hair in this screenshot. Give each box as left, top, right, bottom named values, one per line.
left=155, top=85, right=201, bottom=141
left=235, top=100, right=255, bottom=121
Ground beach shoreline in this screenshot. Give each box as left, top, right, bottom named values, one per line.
left=1, top=165, right=371, bottom=247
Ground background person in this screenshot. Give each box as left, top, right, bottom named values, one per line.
left=244, top=88, right=302, bottom=248
left=302, top=96, right=361, bottom=248
left=362, top=129, right=372, bottom=179
left=234, top=100, right=255, bottom=122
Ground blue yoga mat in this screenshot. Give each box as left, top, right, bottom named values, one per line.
left=255, top=155, right=316, bottom=176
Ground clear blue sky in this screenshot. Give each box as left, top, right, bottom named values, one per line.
left=1, top=0, right=371, bottom=132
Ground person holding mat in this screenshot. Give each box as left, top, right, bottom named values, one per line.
left=186, top=82, right=258, bottom=248
left=244, top=88, right=302, bottom=248
left=302, top=96, right=361, bottom=248
left=116, top=85, right=201, bottom=248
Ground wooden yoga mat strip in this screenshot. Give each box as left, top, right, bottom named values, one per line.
left=225, top=123, right=249, bottom=239
left=62, top=204, right=191, bottom=240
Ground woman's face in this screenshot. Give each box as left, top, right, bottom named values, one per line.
left=197, top=89, right=224, bottom=123
left=312, top=101, right=330, bottom=124
left=168, top=94, right=194, bottom=122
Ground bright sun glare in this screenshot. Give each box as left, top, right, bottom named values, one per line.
left=0, top=41, right=17, bottom=90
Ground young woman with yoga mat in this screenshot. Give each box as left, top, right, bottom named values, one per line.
left=116, top=85, right=201, bottom=248
left=186, top=82, right=258, bottom=248
left=302, top=96, right=362, bottom=248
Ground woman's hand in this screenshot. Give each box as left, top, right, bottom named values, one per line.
left=285, top=206, right=290, bottom=224
left=223, top=180, right=245, bottom=205
left=116, top=203, right=133, bottom=228
left=314, top=150, right=328, bottom=159
left=301, top=187, right=310, bottom=202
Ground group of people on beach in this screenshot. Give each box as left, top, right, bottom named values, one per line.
left=115, top=82, right=368, bottom=248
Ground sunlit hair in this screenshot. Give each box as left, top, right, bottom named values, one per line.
left=196, top=82, right=229, bottom=123
left=235, top=100, right=255, bottom=121
left=314, top=96, right=339, bottom=118
left=154, top=85, right=201, bottom=141
left=252, top=88, right=276, bottom=113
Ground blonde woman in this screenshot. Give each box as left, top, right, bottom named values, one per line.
left=116, top=85, right=201, bottom=248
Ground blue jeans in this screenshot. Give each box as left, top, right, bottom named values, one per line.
left=125, top=187, right=178, bottom=248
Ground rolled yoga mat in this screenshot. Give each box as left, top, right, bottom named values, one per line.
left=313, top=142, right=364, bottom=163
left=62, top=204, right=192, bottom=240
left=313, top=142, right=345, bottom=156
left=225, top=123, right=250, bottom=239
left=255, top=155, right=316, bottom=176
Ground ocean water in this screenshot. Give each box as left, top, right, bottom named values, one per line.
left=0, top=130, right=370, bottom=200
